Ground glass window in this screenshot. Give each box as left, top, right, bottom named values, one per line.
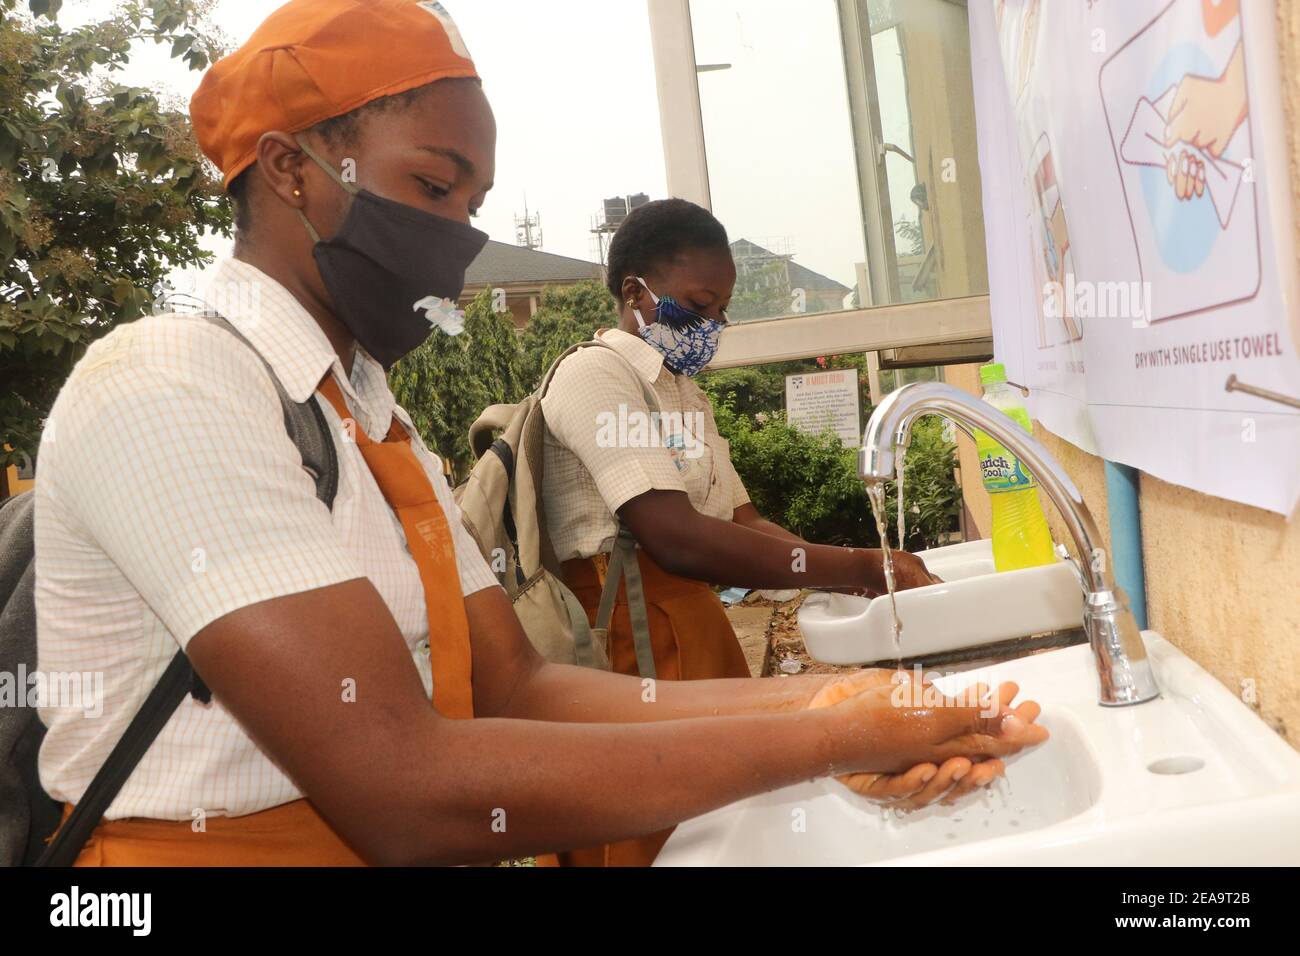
left=690, top=0, right=866, bottom=321
left=689, top=0, right=989, bottom=317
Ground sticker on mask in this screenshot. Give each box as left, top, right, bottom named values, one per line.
left=414, top=295, right=466, bottom=336
left=417, top=2, right=472, bottom=60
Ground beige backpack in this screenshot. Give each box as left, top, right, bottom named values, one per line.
left=454, top=340, right=658, bottom=677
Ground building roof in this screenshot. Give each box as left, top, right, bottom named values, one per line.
left=464, top=240, right=603, bottom=286
left=730, top=238, right=852, bottom=294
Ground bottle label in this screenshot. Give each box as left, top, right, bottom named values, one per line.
left=980, top=448, right=1038, bottom=493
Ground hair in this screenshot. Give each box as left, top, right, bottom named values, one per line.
left=228, top=78, right=480, bottom=236
left=605, top=198, right=730, bottom=302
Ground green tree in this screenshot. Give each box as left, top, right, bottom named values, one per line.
left=698, top=362, right=797, bottom=421
left=1, top=0, right=228, bottom=469
left=393, top=280, right=615, bottom=481
left=518, top=280, right=616, bottom=389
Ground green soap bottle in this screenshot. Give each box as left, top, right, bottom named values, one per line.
left=975, top=363, right=1056, bottom=571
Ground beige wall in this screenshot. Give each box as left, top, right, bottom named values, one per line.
left=1029, top=428, right=1300, bottom=748
left=955, top=1, right=1300, bottom=748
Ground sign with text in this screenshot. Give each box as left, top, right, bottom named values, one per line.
left=785, top=370, right=861, bottom=447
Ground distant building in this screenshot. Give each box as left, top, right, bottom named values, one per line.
left=461, top=240, right=604, bottom=329
left=730, top=239, right=852, bottom=317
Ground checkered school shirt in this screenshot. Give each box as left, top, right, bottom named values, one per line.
left=539, top=328, right=750, bottom=562
left=33, top=257, right=498, bottom=821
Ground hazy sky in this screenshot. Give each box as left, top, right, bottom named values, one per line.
left=60, top=0, right=902, bottom=292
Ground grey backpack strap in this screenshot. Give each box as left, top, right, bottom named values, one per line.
left=594, top=525, right=657, bottom=680
left=547, top=338, right=661, bottom=680
left=557, top=585, right=601, bottom=669
left=197, top=311, right=338, bottom=509
left=538, top=337, right=661, bottom=411
left=35, top=311, right=341, bottom=867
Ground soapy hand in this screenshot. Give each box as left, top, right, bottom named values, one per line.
left=808, top=669, right=1047, bottom=809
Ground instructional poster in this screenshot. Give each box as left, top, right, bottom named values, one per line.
left=970, top=0, right=1300, bottom=514
left=786, top=370, right=862, bottom=447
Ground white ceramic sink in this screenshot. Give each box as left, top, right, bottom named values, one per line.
left=656, top=633, right=1300, bottom=865
left=798, top=539, right=1083, bottom=664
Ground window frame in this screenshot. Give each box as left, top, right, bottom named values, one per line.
left=645, top=0, right=992, bottom=368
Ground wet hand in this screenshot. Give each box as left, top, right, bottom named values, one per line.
left=890, top=550, right=942, bottom=590
left=809, top=673, right=1047, bottom=809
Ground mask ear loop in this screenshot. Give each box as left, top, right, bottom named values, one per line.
left=293, top=136, right=358, bottom=244
left=631, top=276, right=659, bottom=330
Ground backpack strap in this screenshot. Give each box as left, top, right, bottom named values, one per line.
left=197, top=312, right=339, bottom=511
left=470, top=404, right=518, bottom=461
left=34, top=652, right=206, bottom=866
left=594, top=527, right=657, bottom=679
left=34, top=310, right=339, bottom=867
left=542, top=338, right=662, bottom=679
left=537, top=337, right=662, bottom=411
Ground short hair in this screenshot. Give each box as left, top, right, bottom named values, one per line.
left=228, top=79, right=478, bottom=236
left=605, top=198, right=730, bottom=300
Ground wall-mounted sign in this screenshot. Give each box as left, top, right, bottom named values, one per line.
left=971, top=0, right=1300, bottom=513
left=785, top=369, right=861, bottom=447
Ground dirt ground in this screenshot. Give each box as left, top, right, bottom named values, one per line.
left=724, top=591, right=860, bottom=678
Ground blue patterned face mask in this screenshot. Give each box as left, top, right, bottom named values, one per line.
left=631, top=277, right=725, bottom=377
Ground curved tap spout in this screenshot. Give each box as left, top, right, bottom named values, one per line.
left=860, top=382, right=1159, bottom=707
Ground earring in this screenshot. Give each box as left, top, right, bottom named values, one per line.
left=625, top=300, right=635, bottom=309
left=293, top=188, right=302, bottom=197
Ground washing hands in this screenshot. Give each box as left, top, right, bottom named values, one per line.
left=805, top=668, right=1047, bottom=810
left=888, top=550, right=942, bottom=590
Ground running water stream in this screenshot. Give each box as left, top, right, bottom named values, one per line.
left=895, top=454, right=907, bottom=551
left=865, top=483, right=903, bottom=660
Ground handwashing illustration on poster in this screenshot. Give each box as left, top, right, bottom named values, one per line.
left=971, top=0, right=1300, bottom=514
left=1100, top=0, right=1260, bottom=322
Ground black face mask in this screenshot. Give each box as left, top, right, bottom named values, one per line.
left=294, top=137, right=489, bottom=369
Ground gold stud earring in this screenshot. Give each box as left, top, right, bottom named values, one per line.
left=293, top=188, right=302, bottom=197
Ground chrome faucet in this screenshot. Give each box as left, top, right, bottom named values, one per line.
left=860, top=382, right=1160, bottom=707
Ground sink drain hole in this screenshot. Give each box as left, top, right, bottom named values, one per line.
left=1147, top=755, right=1205, bottom=775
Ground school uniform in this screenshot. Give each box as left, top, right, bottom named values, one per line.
left=538, top=328, right=752, bottom=865
left=34, top=257, right=493, bottom=864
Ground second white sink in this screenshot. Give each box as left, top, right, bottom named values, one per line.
left=798, top=539, right=1083, bottom=664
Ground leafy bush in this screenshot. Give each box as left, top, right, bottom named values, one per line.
left=707, top=390, right=960, bottom=551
